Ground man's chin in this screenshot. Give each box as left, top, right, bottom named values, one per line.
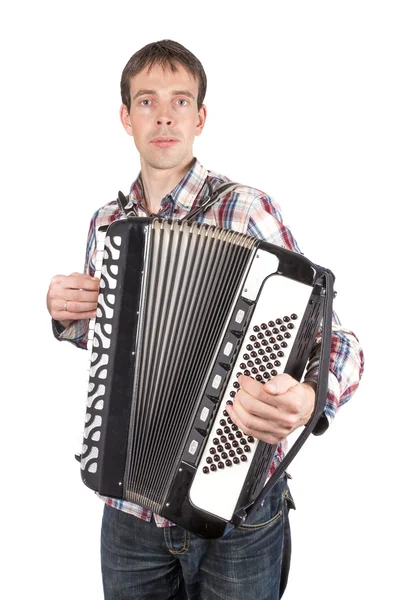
left=143, top=154, right=189, bottom=171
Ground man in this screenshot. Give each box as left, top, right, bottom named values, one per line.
left=47, top=40, right=363, bottom=599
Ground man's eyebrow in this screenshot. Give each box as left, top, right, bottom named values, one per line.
left=171, top=90, right=196, bottom=100
left=132, top=89, right=156, bottom=100
left=132, top=89, right=196, bottom=100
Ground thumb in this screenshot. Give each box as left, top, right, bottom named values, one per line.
left=263, top=373, right=298, bottom=395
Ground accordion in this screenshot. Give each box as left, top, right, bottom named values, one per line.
left=80, top=217, right=333, bottom=538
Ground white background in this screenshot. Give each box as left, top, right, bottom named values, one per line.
left=1, top=1, right=399, bottom=598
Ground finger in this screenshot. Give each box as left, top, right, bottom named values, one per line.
left=50, top=273, right=100, bottom=292
left=66, top=274, right=100, bottom=290
left=61, top=300, right=98, bottom=314
left=54, top=310, right=97, bottom=321
left=235, top=387, right=284, bottom=422
left=226, top=402, right=284, bottom=445
left=234, top=388, right=298, bottom=433
left=63, top=289, right=99, bottom=303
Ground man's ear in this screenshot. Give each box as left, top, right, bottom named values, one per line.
left=120, top=104, right=133, bottom=136
left=195, top=104, right=207, bottom=137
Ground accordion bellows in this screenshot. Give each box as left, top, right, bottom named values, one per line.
left=81, top=218, right=327, bottom=538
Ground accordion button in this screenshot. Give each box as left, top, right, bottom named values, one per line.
left=233, top=457, right=240, bottom=464
left=217, top=462, right=224, bottom=469
left=225, top=459, right=232, bottom=467
left=203, top=467, right=210, bottom=474
left=240, top=455, right=248, bottom=462
left=210, top=464, right=217, bottom=472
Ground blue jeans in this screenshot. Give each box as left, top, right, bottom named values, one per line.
left=101, top=475, right=294, bottom=599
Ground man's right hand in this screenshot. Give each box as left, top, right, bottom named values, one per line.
left=47, top=272, right=100, bottom=329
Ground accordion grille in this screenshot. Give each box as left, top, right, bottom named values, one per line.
left=124, top=219, right=256, bottom=512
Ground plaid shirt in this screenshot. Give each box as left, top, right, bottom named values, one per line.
left=55, top=158, right=364, bottom=526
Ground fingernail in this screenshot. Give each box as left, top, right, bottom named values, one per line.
left=266, top=382, right=277, bottom=393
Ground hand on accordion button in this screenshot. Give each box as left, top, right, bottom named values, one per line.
left=225, top=373, right=317, bottom=445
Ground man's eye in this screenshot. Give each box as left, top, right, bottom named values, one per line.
left=177, top=99, right=188, bottom=106
left=141, top=99, right=151, bottom=106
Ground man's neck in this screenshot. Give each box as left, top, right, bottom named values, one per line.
left=140, top=157, right=195, bottom=214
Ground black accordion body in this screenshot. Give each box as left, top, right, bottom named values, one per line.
left=80, top=217, right=332, bottom=538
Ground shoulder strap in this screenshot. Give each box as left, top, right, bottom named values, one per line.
left=116, top=191, right=138, bottom=218
left=180, top=181, right=241, bottom=224
left=116, top=180, right=240, bottom=222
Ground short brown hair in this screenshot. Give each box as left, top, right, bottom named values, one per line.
left=120, top=40, right=207, bottom=111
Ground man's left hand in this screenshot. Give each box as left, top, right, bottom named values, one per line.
left=226, top=374, right=316, bottom=445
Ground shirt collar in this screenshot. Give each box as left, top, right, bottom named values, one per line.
left=127, top=158, right=209, bottom=213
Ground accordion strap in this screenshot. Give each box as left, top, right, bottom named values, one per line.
left=245, top=269, right=335, bottom=519
left=116, top=181, right=240, bottom=222
left=180, top=180, right=241, bottom=223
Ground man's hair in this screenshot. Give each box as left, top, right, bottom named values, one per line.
left=120, top=40, right=207, bottom=111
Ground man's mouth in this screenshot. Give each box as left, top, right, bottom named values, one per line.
left=150, top=137, right=179, bottom=148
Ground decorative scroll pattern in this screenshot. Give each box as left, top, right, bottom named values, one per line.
left=80, top=232, right=121, bottom=474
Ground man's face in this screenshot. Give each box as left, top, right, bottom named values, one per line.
left=121, top=63, right=206, bottom=171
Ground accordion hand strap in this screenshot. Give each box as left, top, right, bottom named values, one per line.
left=245, top=269, right=334, bottom=519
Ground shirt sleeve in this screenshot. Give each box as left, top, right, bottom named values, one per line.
left=52, top=209, right=99, bottom=349
left=246, top=194, right=364, bottom=433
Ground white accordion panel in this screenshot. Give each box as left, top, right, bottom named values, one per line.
left=189, top=274, right=312, bottom=521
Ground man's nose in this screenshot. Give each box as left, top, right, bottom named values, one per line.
left=156, top=115, right=172, bottom=126
left=156, top=102, right=173, bottom=126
